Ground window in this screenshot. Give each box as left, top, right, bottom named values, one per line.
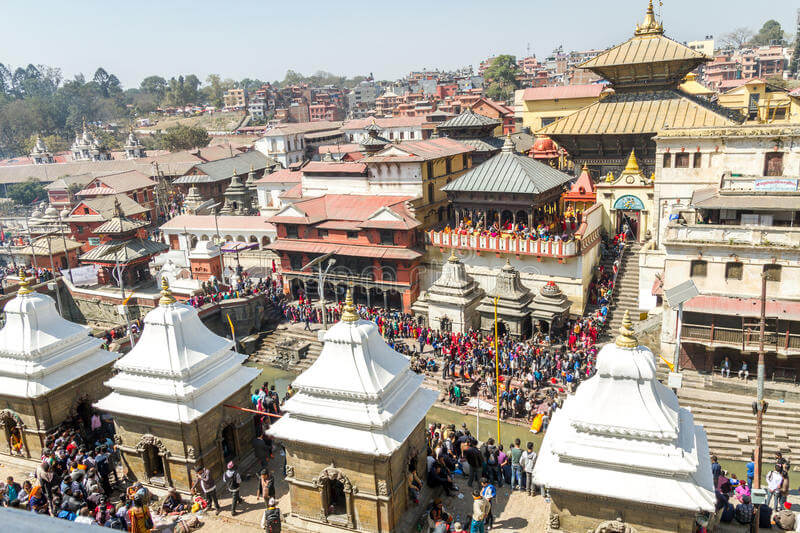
left=289, top=254, right=303, bottom=270
left=690, top=260, right=707, bottom=278
left=675, top=153, right=690, bottom=168
left=426, top=161, right=434, bottom=178
left=764, top=152, right=784, bottom=177
left=540, top=117, right=557, bottom=127
left=427, top=182, right=434, bottom=201
left=764, top=264, right=782, bottom=282
left=445, top=158, right=451, bottom=174
left=347, top=230, right=359, bottom=239
left=317, top=228, right=328, bottom=238
left=692, top=153, right=702, bottom=168
left=399, top=131, right=405, bottom=140
left=725, top=262, right=743, bottom=280
left=285, top=224, right=298, bottom=238
left=662, top=153, right=672, bottom=168
left=380, top=230, right=394, bottom=245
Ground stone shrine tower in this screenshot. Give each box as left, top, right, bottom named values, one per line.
left=124, top=128, right=146, bottom=159
left=412, top=251, right=484, bottom=333
left=219, top=169, right=250, bottom=215
left=0, top=272, right=117, bottom=457
left=30, top=135, right=54, bottom=164
left=95, top=279, right=261, bottom=491
left=477, top=259, right=533, bottom=338
left=533, top=312, right=715, bottom=532
left=268, top=290, right=437, bottom=532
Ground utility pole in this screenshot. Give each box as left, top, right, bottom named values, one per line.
left=753, top=273, right=768, bottom=489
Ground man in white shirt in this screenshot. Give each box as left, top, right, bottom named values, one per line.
left=766, top=465, right=784, bottom=511
left=520, top=442, right=537, bottom=496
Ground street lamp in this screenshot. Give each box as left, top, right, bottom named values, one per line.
left=301, top=252, right=337, bottom=331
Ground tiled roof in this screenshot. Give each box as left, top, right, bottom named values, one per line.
left=86, top=170, right=156, bottom=194
left=80, top=239, right=168, bottom=263
left=437, top=109, right=501, bottom=129
left=442, top=151, right=572, bottom=195
left=538, top=89, right=743, bottom=136
left=261, top=121, right=343, bottom=137
left=254, top=168, right=302, bottom=185
left=269, top=194, right=416, bottom=227
left=44, top=174, right=94, bottom=191
left=456, top=137, right=504, bottom=153
left=522, top=84, right=605, bottom=101
left=174, top=150, right=278, bottom=184
left=160, top=215, right=276, bottom=233
left=93, top=215, right=148, bottom=235
left=278, top=183, right=303, bottom=199
left=17, top=236, right=83, bottom=256
left=268, top=239, right=422, bottom=261
left=318, top=143, right=362, bottom=154
left=66, top=194, right=147, bottom=222
left=363, top=138, right=473, bottom=163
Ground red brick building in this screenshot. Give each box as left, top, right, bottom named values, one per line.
left=471, top=98, right=516, bottom=135
left=268, top=195, right=423, bottom=312
left=65, top=194, right=149, bottom=252
left=75, top=170, right=158, bottom=221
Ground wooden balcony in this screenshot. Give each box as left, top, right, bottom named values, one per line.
left=681, top=323, right=800, bottom=356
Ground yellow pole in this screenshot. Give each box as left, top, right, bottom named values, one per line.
left=494, top=295, right=501, bottom=444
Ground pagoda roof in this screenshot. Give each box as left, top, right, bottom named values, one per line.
left=437, top=109, right=501, bottom=130
left=95, top=279, right=260, bottom=423
left=456, top=137, right=504, bottom=153
left=442, top=140, right=572, bottom=195
left=538, top=89, right=743, bottom=137
left=0, top=274, right=116, bottom=398
left=267, top=294, right=437, bottom=456
left=533, top=312, right=716, bottom=513
left=580, top=1, right=709, bottom=88
left=563, top=165, right=597, bottom=201
left=93, top=214, right=148, bottom=235
left=80, top=238, right=168, bottom=264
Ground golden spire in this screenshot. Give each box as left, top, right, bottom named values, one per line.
left=615, top=310, right=638, bottom=348
left=635, top=0, right=663, bottom=36
left=341, top=287, right=359, bottom=323
left=448, top=249, right=459, bottom=262
left=159, top=276, right=176, bottom=306
left=581, top=163, right=589, bottom=172
left=623, top=149, right=641, bottom=174
left=17, top=268, right=32, bottom=295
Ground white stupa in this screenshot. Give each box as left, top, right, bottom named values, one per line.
left=533, top=311, right=715, bottom=524
left=0, top=272, right=116, bottom=399
left=95, top=278, right=261, bottom=423
left=269, top=290, right=438, bottom=456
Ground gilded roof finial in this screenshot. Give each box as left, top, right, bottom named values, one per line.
left=341, top=287, right=359, bottom=323
left=501, top=133, right=514, bottom=154
left=615, top=310, right=638, bottom=348
left=159, top=276, right=176, bottom=306
left=623, top=149, right=641, bottom=174
left=17, top=268, right=32, bottom=295
left=635, top=0, right=663, bottom=36
left=448, top=249, right=459, bottom=262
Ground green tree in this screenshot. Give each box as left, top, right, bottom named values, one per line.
left=161, top=125, right=210, bottom=151
left=204, top=74, right=235, bottom=109
left=751, top=20, right=786, bottom=46
left=139, top=75, right=167, bottom=103
left=483, top=54, right=520, bottom=102
left=7, top=179, right=46, bottom=205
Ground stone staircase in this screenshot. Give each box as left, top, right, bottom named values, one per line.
left=656, top=369, right=800, bottom=463
left=251, top=327, right=323, bottom=373
left=604, top=242, right=641, bottom=335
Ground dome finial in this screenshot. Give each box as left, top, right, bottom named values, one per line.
left=635, top=0, right=663, bottom=36
left=341, top=287, right=359, bottom=323
left=623, top=149, right=640, bottom=174
left=159, top=276, right=176, bottom=306
left=615, top=310, right=638, bottom=348
left=448, top=249, right=459, bottom=262
left=17, top=268, right=32, bottom=295
left=501, top=133, right=514, bottom=154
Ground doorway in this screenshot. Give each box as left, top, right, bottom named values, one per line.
left=142, top=444, right=165, bottom=482
left=616, top=211, right=640, bottom=241
left=324, top=479, right=347, bottom=517
left=221, top=424, right=237, bottom=462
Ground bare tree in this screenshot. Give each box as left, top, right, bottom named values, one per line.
left=721, top=27, right=754, bottom=49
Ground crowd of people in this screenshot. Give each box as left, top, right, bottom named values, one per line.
left=442, top=208, right=586, bottom=243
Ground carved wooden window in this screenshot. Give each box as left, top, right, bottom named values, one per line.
left=725, top=262, right=743, bottom=280
left=690, top=260, right=707, bottom=278
left=764, top=264, right=782, bottom=282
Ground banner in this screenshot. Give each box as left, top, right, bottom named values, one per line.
left=753, top=178, right=798, bottom=192
left=62, top=264, right=98, bottom=286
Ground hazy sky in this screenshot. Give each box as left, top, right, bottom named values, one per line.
left=1, top=0, right=796, bottom=88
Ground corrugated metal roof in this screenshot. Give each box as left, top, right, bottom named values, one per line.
left=442, top=151, right=572, bottom=195
left=66, top=194, right=147, bottom=221
left=538, top=89, right=742, bottom=136
left=580, top=34, right=706, bottom=70
left=456, top=137, right=504, bottom=153
left=80, top=239, right=168, bottom=263
left=93, top=215, right=148, bottom=235
left=268, top=239, right=422, bottom=260
left=437, top=109, right=501, bottom=129
left=174, top=151, right=277, bottom=184
left=522, top=84, right=604, bottom=101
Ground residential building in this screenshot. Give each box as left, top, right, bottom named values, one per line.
left=653, top=125, right=800, bottom=375
left=470, top=98, right=515, bottom=135
left=75, top=170, right=158, bottom=221
left=687, top=36, right=714, bottom=58
left=174, top=150, right=280, bottom=205
left=254, top=168, right=303, bottom=215
left=717, top=78, right=800, bottom=123
left=254, top=121, right=343, bottom=168
left=347, top=80, right=380, bottom=119
left=223, top=88, right=248, bottom=110
left=341, top=116, right=427, bottom=144
left=268, top=194, right=424, bottom=312
left=44, top=174, right=94, bottom=209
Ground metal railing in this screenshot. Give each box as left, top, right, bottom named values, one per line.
left=681, top=323, right=800, bottom=352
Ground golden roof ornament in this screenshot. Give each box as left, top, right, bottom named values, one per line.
left=17, top=268, right=32, bottom=295
left=615, top=310, right=638, bottom=348
left=159, top=276, right=176, bottom=306
left=634, top=0, right=664, bottom=36
left=341, top=287, right=359, bottom=323
left=448, top=249, right=459, bottom=262
left=623, top=149, right=641, bottom=174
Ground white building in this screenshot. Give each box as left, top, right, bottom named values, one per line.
left=160, top=214, right=277, bottom=251
left=254, top=168, right=302, bottom=215
left=254, top=121, right=343, bottom=168
left=341, top=117, right=427, bottom=144
left=534, top=312, right=715, bottom=532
